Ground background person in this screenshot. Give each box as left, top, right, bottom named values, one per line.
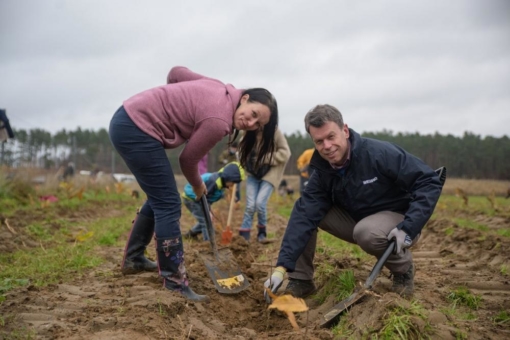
left=239, top=128, right=290, bottom=243
left=296, top=148, right=314, bottom=194
left=264, top=104, right=442, bottom=301
left=110, top=66, right=278, bottom=302
left=182, top=162, right=245, bottom=240
left=218, top=141, right=241, bottom=202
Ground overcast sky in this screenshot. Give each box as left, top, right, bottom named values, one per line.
left=1, top=0, right=509, bottom=138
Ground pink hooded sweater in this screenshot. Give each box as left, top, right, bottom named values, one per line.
left=123, top=67, right=244, bottom=188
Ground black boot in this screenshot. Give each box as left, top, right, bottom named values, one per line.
left=257, top=224, right=272, bottom=244
left=391, top=263, right=415, bottom=298
left=284, top=278, right=317, bottom=298
left=121, top=213, right=158, bottom=275
left=156, top=236, right=209, bottom=302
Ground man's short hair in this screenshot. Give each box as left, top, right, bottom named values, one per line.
left=304, top=104, right=344, bottom=134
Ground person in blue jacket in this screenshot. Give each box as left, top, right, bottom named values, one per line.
left=264, top=104, right=442, bottom=300
left=182, top=162, right=245, bottom=240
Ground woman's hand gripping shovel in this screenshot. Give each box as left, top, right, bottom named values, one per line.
left=320, top=167, right=447, bottom=328
left=198, top=195, right=250, bottom=294
left=220, top=183, right=236, bottom=245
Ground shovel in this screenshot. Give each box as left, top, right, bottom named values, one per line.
left=320, top=166, right=447, bottom=328
left=220, top=183, right=236, bottom=245
left=198, top=195, right=250, bottom=294
left=319, top=240, right=395, bottom=328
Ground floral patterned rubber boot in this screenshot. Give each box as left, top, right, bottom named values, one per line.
left=156, top=236, right=209, bottom=302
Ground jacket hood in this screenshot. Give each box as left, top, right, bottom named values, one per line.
left=219, top=162, right=245, bottom=183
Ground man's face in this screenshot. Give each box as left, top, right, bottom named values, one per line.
left=309, top=121, right=350, bottom=166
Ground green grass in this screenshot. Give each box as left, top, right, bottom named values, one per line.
left=379, top=301, right=430, bottom=340
left=497, top=229, right=510, bottom=238
left=500, top=264, right=508, bottom=276
left=452, top=218, right=489, bottom=232
left=455, top=330, right=468, bottom=340
left=276, top=205, right=293, bottom=218
left=0, top=193, right=138, bottom=299
left=0, top=326, right=36, bottom=340
left=331, top=316, right=355, bottom=339
left=447, top=287, right=482, bottom=310
left=313, top=267, right=356, bottom=304
left=0, top=244, right=103, bottom=288
left=316, top=232, right=368, bottom=260
left=492, top=310, right=510, bottom=325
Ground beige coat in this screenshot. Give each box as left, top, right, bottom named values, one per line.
left=254, top=128, right=291, bottom=189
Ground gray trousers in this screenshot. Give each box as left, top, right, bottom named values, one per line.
left=288, top=206, right=418, bottom=280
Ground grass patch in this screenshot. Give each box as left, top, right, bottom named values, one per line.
left=313, top=267, right=356, bottom=304
left=0, top=244, right=103, bottom=288
left=0, top=326, right=37, bottom=340
left=500, top=264, right=508, bottom=276
left=276, top=206, right=293, bottom=219
left=497, top=229, right=510, bottom=238
left=316, top=232, right=368, bottom=260
left=379, top=300, right=430, bottom=340
left=331, top=316, right=355, bottom=338
left=0, top=278, right=30, bottom=293
left=452, top=218, right=489, bottom=232
left=0, top=200, right=137, bottom=294
left=447, top=287, right=481, bottom=310
left=492, top=310, right=510, bottom=325
left=26, top=223, right=52, bottom=241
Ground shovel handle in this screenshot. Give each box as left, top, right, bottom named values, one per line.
left=200, top=195, right=220, bottom=258
left=364, top=240, right=395, bottom=289
left=226, top=183, right=237, bottom=228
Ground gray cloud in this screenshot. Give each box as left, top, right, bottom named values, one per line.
left=1, top=0, right=509, bottom=137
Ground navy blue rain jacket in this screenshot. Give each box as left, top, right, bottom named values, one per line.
left=276, top=129, right=442, bottom=272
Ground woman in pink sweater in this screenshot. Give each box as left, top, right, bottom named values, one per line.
left=109, top=67, right=278, bottom=302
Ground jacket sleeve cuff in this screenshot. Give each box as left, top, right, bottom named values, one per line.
left=276, top=261, right=295, bottom=273
left=398, top=222, right=419, bottom=240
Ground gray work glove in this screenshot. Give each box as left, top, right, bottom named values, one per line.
left=387, top=227, right=413, bottom=254
left=263, top=266, right=286, bottom=303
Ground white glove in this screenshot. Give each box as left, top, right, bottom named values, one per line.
left=263, top=266, right=286, bottom=303
left=387, top=227, right=413, bottom=254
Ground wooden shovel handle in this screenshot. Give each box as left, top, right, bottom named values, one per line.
left=226, top=183, right=237, bottom=227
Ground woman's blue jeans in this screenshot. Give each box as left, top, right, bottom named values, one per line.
left=183, top=199, right=210, bottom=241
left=109, top=106, right=181, bottom=239
left=240, top=175, right=274, bottom=230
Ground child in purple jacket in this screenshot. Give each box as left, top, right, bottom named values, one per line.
left=109, top=66, right=278, bottom=302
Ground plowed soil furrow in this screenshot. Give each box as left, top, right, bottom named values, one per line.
left=1, top=198, right=510, bottom=339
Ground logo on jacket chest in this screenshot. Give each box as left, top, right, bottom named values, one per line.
left=362, top=177, right=378, bottom=185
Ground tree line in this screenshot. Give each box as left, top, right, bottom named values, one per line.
left=1, top=128, right=508, bottom=180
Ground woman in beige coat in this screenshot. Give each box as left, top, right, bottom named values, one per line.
left=239, top=128, right=291, bottom=242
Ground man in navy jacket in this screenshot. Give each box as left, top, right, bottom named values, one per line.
left=264, top=104, right=442, bottom=300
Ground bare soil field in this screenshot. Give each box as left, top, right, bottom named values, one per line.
left=1, top=176, right=509, bottom=339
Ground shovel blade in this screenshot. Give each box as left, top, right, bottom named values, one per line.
left=319, top=290, right=365, bottom=328
left=220, top=227, right=233, bottom=245
left=199, top=247, right=250, bottom=294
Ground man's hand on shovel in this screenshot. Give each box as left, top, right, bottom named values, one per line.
left=387, top=228, right=412, bottom=254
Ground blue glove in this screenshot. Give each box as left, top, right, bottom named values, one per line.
left=263, top=266, right=286, bottom=303
left=387, top=227, right=413, bottom=254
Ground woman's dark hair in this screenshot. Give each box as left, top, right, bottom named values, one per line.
left=232, top=88, right=278, bottom=170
